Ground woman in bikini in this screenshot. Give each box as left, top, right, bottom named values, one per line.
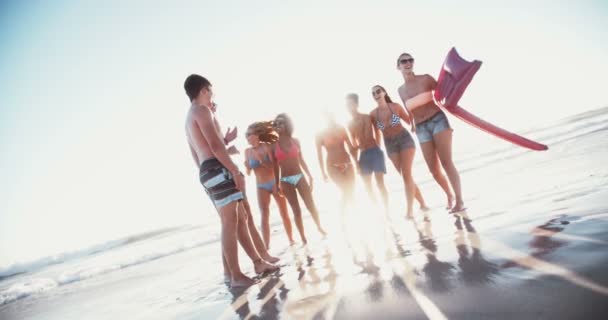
left=244, top=121, right=295, bottom=247
left=370, top=85, right=428, bottom=218
left=396, top=53, right=465, bottom=213
left=315, top=111, right=357, bottom=212
left=272, top=113, right=327, bottom=244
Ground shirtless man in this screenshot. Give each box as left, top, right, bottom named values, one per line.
left=184, top=74, right=276, bottom=288
left=209, top=103, right=280, bottom=278
left=345, top=93, right=389, bottom=210
left=396, top=53, right=465, bottom=213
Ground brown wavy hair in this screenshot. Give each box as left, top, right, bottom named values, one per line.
left=372, top=85, right=394, bottom=104
left=246, top=121, right=278, bottom=143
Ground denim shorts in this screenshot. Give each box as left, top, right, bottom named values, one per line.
left=384, top=130, right=416, bottom=155
left=415, top=111, right=452, bottom=144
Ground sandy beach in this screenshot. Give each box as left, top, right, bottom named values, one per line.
left=2, top=107, right=608, bottom=319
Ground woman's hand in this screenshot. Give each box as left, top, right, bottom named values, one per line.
left=273, top=183, right=284, bottom=197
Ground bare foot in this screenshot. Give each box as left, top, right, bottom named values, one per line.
left=263, top=254, right=280, bottom=264
left=254, top=260, right=279, bottom=274
left=446, top=194, right=455, bottom=210
left=406, top=210, right=414, bottom=220
left=449, top=203, right=466, bottom=214
left=318, top=227, right=327, bottom=236
left=231, top=274, right=256, bottom=288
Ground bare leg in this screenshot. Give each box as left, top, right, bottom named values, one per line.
left=329, top=166, right=355, bottom=213
left=420, top=141, right=454, bottom=209
left=222, top=252, right=230, bottom=283
left=272, top=191, right=295, bottom=244
left=388, top=149, right=417, bottom=218
left=256, top=188, right=273, bottom=248
left=297, top=178, right=327, bottom=236
left=414, top=184, right=429, bottom=210
left=361, top=174, right=378, bottom=203
left=241, top=198, right=279, bottom=264
left=236, top=203, right=279, bottom=273
left=281, top=182, right=307, bottom=244
left=218, top=201, right=254, bottom=288
left=374, top=172, right=389, bottom=211
left=433, top=130, right=465, bottom=212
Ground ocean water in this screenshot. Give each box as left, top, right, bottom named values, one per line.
left=1, top=106, right=607, bottom=319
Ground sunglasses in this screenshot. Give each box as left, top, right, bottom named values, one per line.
left=399, top=58, right=415, bottom=65
left=372, top=89, right=383, bottom=96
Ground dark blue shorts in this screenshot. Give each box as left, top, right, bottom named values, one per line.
left=358, top=146, right=387, bottom=175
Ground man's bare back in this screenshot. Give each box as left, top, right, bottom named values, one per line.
left=398, top=74, right=441, bottom=124
left=348, top=113, right=379, bottom=150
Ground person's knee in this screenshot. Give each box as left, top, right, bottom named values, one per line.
left=292, top=207, right=303, bottom=217
left=441, top=160, right=458, bottom=174
left=236, top=204, right=248, bottom=222
left=430, top=167, right=444, bottom=179
left=402, top=173, right=414, bottom=183
left=260, top=211, right=270, bottom=223
left=374, top=174, right=384, bottom=183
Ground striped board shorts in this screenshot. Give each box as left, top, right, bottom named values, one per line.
left=199, top=158, right=244, bottom=208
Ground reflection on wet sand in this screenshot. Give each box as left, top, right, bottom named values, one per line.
left=218, top=208, right=608, bottom=319
left=453, top=216, right=499, bottom=285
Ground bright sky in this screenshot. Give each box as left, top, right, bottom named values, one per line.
left=1, top=0, right=607, bottom=266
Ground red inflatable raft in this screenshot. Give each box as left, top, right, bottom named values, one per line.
left=433, top=47, right=548, bottom=151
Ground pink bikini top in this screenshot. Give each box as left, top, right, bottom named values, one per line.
left=274, top=140, right=299, bottom=162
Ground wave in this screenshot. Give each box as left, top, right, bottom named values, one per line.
left=0, top=229, right=219, bottom=306
left=0, top=225, right=192, bottom=280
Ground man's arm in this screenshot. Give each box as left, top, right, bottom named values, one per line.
left=195, top=107, right=239, bottom=174
left=370, top=113, right=383, bottom=146
left=347, top=122, right=359, bottom=149
left=342, top=127, right=358, bottom=167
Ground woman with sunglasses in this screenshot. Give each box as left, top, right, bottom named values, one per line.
left=315, top=111, right=357, bottom=212
left=272, top=113, right=327, bottom=244
left=370, top=85, right=428, bottom=218
left=396, top=53, right=465, bottom=213
left=244, top=121, right=296, bottom=248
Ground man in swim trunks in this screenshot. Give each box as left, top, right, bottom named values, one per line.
left=184, top=74, right=275, bottom=288
left=211, top=104, right=281, bottom=263
left=345, top=93, right=389, bottom=210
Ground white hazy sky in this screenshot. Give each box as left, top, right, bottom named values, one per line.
left=1, top=0, right=607, bottom=266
